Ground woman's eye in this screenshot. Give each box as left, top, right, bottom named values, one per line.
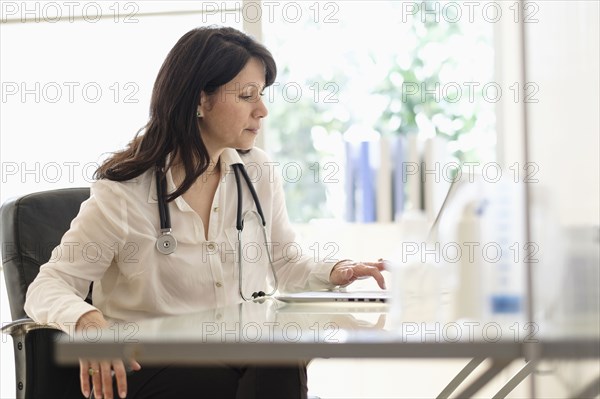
left=240, top=94, right=262, bottom=102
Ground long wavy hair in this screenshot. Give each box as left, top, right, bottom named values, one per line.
left=94, top=26, right=277, bottom=202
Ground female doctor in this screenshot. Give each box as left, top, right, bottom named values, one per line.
left=24, top=26, right=386, bottom=399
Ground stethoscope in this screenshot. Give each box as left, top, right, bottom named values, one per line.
left=155, top=163, right=278, bottom=301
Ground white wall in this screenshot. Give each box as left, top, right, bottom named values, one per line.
left=497, top=0, right=600, bottom=226
left=526, top=1, right=599, bottom=227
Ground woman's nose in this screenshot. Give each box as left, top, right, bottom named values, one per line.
left=254, top=97, right=268, bottom=118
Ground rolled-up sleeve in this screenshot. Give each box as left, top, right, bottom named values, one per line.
left=24, top=180, right=128, bottom=333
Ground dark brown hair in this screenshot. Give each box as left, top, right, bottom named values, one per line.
left=94, top=26, right=276, bottom=201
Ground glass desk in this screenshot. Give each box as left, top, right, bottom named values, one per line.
left=55, top=298, right=599, bottom=398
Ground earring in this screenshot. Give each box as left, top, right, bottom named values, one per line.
left=196, top=110, right=203, bottom=118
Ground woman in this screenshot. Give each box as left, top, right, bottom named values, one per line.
left=25, top=26, right=385, bottom=399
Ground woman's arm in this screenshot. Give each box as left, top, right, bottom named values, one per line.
left=24, top=179, right=129, bottom=333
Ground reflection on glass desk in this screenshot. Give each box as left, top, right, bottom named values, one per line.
left=55, top=298, right=598, bottom=365
left=55, top=298, right=599, bottom=398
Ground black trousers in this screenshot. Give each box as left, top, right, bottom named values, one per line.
left=117, top=363, right=308, bottom=399
left=53, top=363, right=308, bottom=399
left=36, top=330, right=307, bottom=399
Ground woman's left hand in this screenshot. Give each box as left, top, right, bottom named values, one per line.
left=329, top=259, right=386, bottom=289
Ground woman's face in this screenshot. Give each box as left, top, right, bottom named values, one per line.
left=198, top=57, right=268, bottom=153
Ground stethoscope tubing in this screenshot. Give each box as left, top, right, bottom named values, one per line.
left=156, top=162, right=277, bottom=300
left=156, top=170, right=171, bottom=230
left=233, top=164, right=267, bottom=227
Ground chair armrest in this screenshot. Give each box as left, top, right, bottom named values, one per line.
left=2, top=318, right=68, bottom=399
left=2, top=318, right=62, bottom=337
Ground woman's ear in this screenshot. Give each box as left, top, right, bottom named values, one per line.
left=197, top=91, right=209, bottom=118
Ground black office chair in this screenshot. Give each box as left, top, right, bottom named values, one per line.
left=1, top=188, right=91, bottom=399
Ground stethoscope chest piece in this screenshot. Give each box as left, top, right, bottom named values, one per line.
left=156, top=231, right=177, bottom=255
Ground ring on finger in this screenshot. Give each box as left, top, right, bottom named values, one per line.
left=88, top=367, right=99, bottom=377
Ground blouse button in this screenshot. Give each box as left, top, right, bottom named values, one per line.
left=215, top=282, right=223, bottom=288
left=207, top=243, right=216, bottom=251
left=213, top=207, right=219, bottom=213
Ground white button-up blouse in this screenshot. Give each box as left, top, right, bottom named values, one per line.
left=25, top=148, right=336, bottom=332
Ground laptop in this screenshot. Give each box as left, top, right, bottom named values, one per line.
left=275, top=177, right=461, bottom=305
left=276, top=290, right=390, bottom=303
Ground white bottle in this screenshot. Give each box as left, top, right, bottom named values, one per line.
left=453, top=201, right=484, bottom=321
left=480, top=177, right=526, bottom=322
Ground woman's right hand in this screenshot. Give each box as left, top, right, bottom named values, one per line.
left=76, top=310, right=141, bottom=398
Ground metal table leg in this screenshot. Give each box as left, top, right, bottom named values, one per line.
left=437, top=357, right=486, bottom=399
left=454, top=358, right=513, bottom=398
left=493, top=359, right=538, bottom=398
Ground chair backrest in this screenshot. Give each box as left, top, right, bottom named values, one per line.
left=0, top=188, right=90, bottom=320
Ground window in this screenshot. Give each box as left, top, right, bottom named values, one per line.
left=262, top=1, right=495, bottom=222
left=0, top=2, right=243, bottom=204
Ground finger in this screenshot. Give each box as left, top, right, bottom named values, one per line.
left=355, top=265, right=386, bottom=289
left=112, top=359, right=128, bottom=398
left=100, top=360, right=114, bottom=399
left=359, top=261, right=386, bottom=271
left=90, top=360, right=103, bottom=398
left=371, top=268, right=386, bottom=289
left=129, top=358, right=142, bottom=371
left=79, top=359, right=91, bottom=398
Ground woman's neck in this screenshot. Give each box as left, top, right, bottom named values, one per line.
left=170, top=150, right=222, bottom=187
